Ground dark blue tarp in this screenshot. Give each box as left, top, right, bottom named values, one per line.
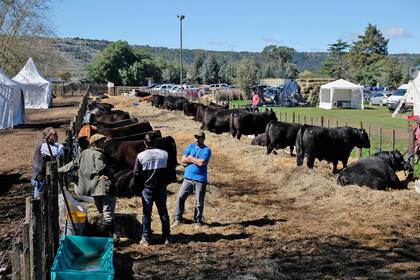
left=260, top=80, right=306, bottom=107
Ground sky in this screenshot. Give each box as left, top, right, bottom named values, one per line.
left=51, top=0, right=420, bottom=54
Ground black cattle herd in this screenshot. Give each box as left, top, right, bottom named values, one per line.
left=83, top=94, right=412, bottom=195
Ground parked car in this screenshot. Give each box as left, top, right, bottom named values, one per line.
left=386, top=84, right=408, bottom=112
left=363, top=89, right=373, bottom=102
left=369, top=91, right=392, bottom=106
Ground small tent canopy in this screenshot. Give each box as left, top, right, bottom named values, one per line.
left=319, top=79, right=364, bottom=110
left=0, top=84, right=25, bottom=129
left=0, top=68, right=25, bottom=128
left=13, top=57, right=53, bottom=109
left=407, top=72, right=420, bottom=116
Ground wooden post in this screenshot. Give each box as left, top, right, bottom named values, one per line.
left=357, top=121, right=363, bottom=159
left=336, top=121, right=338, bottom=127
left=304, top=116, right=306, bottom=124
left=392, top=130, right=396, bottom=150
left=23, top=222, right=30, bottom=280
left=48, top=162, right=60, bottom=257
left=30, top=198, right=43, bottom=280
left=11, top=243, right=21, bottom=280
left=379, top=128, right=382, bottom=151
left=297, top=114, right=300, bottom=124
left=292, top=112, right=295, bottom=123
left=368, top=125, right=371, bottom=156
left=327, top=119, right=330, bottom=128
left=311, top=117, right=313, bottom=125
left=345, top=122, right=348, bottom=126
left=408, top=128, right=416, bottom=181
left=321, top=116, right=324, bottom=127
left=285, top=112, right=287, bottom=122
left=279, top=112, right=281, bottom=121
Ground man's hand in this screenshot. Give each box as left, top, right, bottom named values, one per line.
left=100, top=175, right=109, bottom=181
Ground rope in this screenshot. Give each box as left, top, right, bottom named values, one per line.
left=0, top=218, right=25, bottom=266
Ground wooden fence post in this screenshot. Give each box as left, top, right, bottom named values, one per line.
left=379, top=128, right=382, bottom=151
left=297, top=114, right=300, bottom=124
left=392, top=130, right=396, bottom=150
left=336, top=121, right=338, bottom=127
left=30, top=198, right=43, bottom=280
left=285, top=113, right=287, bottom=122
left=11, top=243, right=21, bottom=280
left=292, top=112, right=295, bottom=123
left=321, top=116, right=324, bottom=127
left=327, top=119, right=330, bottom=128
left=357, top=121, right=363, bottom=159
left=304, top=116, right=306, bottom=124
left=408, top=128, right=416, bottom=180
left=311, top=117, right=313, bottom=125
left=368, top=125, right=371, bottom=156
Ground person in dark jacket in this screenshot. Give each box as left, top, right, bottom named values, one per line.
left=133, top=133, right=172, bottom=245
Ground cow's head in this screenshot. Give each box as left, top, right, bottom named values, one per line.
left=389, top=150, right=410, bottom=171
left=355, top=128, right=370, bottom=148
left=264, top=108, right=278, bottom=122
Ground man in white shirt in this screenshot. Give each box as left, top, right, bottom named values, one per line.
left=31, top=127, right=64, bottom=199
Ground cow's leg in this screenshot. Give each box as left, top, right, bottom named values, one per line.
left=289, top=145, right=295, bottom=157
left=296, top=152, right=304, bottom=166
left=230, top=128, right=236, bottom=138
left=306, top=155, right=315, bottom=169
left=236, top=132, right=242, bottom=140
left=332, top=160, right=339, bottom=174
left=267, top=144, right=274, bottom=155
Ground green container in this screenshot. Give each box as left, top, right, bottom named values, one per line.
left=51, top=235, right=114, bottom=280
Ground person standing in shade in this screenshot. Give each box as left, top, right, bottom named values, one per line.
left=31, top=127, right=65, bottom=199
left=58, top=133, right=118, bottom=241
left=134, top=134, right=172, bottom=246
left=174, top=130, right=211, bottom=227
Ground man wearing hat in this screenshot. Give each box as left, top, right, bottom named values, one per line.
left=58, top=133, right=117, bottom=240
left=174, top=130, right=211, bottom=227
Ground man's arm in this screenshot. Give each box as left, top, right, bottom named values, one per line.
left=184, top=155, right=206, bottom=167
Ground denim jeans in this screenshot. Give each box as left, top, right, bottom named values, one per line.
left=141, top=187, right=170, bottom=241
left=175, top=178, right=207, bottom=223
left=31, top=178, right=45, bottom=199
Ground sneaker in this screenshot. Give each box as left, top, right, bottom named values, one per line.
left=112, top=233, right=120, bottom=244
left=172, top=220, right=182, bottom=228
left=139, top=237, right=150, bottom=246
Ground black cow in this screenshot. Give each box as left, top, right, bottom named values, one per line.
left=202, top=108, right=239, bottom=134
left=265, top=121, right=302, bottom=155
left=195, top=103, right=208, bottom=122
left=295, top=125, right=370, bottom=173
left=229, top=109, right=278, bottom=139
left=183, top=101, right=200, bottom=117
left=111, top=130, right=162, bottom=142
left=337, top=150, right=410, bottom=190
left=94, top=118, right=138, bottom=130
left=164, top=96, right=186, bottom=111
left=100, top=121, right=153, bottom=140
left=92, top=109, right=130, bottom=123
left=209, top=101, right=229, bottom=109
left=151, top=94, right=165, bottom=108
left=251, top=133, right=267, bottom=146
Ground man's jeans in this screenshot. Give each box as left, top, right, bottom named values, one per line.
left=175, top=178, right=207, bottom=223
left=31, top=178, right=45, bottom=199
left=141, top=187, right=170, bottom=241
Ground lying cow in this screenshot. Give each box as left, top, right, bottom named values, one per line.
left=251, top=133, right=267, bottom=146
left=265, top=121, right=302, bottom=155
left=229, top=109, right=278, bottom=140
left=295, top=125, right=370, bottom=173
left=100, top=121, right=153, bottom=140
left=337, top=150, right=410, bottom=190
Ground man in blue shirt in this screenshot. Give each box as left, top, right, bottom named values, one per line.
left=174, top=130, right=211, bottom=227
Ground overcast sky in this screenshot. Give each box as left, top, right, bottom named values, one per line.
left=51, top=0, right=420, bottom=53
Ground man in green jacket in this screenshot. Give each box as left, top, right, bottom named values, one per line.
left=58, top=133, right=117, bottom=240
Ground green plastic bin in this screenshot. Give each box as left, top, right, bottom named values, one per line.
left=51, top=235, right=114, bottom=280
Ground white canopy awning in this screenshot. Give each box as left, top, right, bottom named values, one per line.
left=0, top=68, right=25, bottom=128
left=319, top=79, right=364, bottom=110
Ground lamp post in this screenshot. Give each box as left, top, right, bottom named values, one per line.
left=177, top=15, right=185, bottom=87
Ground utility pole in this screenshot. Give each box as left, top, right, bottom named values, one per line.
left=177, top=15, right=185, bottom=87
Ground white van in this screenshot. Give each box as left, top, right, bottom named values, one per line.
left=386, top=84, right=409, bottom=112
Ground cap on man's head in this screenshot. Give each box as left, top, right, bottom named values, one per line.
left=194, top=130, right=205, bottom=138
left=89, top=133, right=106, bottom=145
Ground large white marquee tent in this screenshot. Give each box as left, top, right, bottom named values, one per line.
left=13, top=57, right=53, bottom=109
left=407, top=72, right=420, bottom=116
left=0, top=69, right=25, bottom=129
left=319, top=79, right=364, bottom=110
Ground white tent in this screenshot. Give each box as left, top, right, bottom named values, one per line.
left=319, top=79, right=364, bottom=110
left=0, top=84, right=25, bottom=129
left=0, top=69, right=25, bottom=129
left=407, top=72, right=420, bottom=116
left=13, top=57, right=53, bottom=109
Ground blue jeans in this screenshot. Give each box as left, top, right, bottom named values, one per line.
left=31, top=178, right=45, bottom=199
left=141, top=187, right=170, bottom=241
left=175, top=178, right=207, bottom=223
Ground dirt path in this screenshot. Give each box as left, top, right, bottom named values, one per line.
left=0, top=96, right=81, bottom=271
left=105, top=96, right=420, bottom=279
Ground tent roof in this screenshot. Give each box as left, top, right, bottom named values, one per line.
left=0, top=68, right=20, bottom=86
left=13, top=57, right=50, bottom=85
left=321, top=79, right=361, bottom=89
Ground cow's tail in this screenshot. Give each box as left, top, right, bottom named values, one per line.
left=265, top=120, right=274, bottom=149
left=229, top=111, right=236, bottom=137
left=295, top=124, right=307, bottom=166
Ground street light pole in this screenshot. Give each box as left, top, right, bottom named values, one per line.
left=177, top=15, right=185, bottom=87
